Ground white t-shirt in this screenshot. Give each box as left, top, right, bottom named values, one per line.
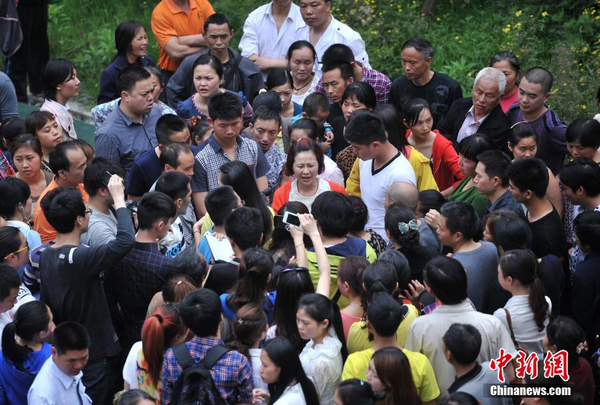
left=359, top=153, right=416, bottom=242
left=289, top=178, right=336, bottom=212
left=249, top=348, right=268, bottom=391
left=123, top=341, right=142, bottom=389
left=0, top=284, right=35, bottom=340
left=493, top=294, right=552, bottom=356
left=294, top=15, right=369, bottom=77
left=318, top=155, right=344, bottom=186
left=274, top=382, right=307, bottom=404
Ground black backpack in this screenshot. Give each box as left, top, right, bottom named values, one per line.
left=170, top=343, right=231, bottom=405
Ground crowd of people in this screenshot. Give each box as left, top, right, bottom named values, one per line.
left=0, top=0, right=599, bottom=404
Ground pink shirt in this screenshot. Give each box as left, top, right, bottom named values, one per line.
left=341, top=311, right=362, bottom=340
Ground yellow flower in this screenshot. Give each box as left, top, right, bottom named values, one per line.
left=541, top=11, right=549, bottom=17
left=514, top=22, right=522, bottom=29
left=436, top=17, right=441, bottom=21
left=582, top=105, right=587, bottom=110
left=582, top=46, right=589, bottom=53
left=515, top=10, right=522, bottom=17
left=454, top=35, right=460, bottom=40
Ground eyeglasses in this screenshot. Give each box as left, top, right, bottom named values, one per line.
left=236, top=200, right=246, bottom=209
left=84, top=209, right=92, bottom=215
left=3, top=244, right=29, bottom=260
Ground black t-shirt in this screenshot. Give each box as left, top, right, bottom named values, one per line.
left=204, top=258, right=241, bottom=296
left=390, top=72, right=463, bottom=129
left=400, top=245, right=439, bottom=283
left=527, top=208, right=569, bottom=264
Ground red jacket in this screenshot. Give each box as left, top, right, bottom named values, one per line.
left=405, top=129, right=464, bottom=191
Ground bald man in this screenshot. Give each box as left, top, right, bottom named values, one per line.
left=385, top=181, right=442, bottom=253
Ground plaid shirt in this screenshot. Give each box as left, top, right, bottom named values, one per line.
left=106, top=242, right=173, bottom=347
left=161, top=336, right=253, bottom=404
left=315, top=63, right=392, bottom=104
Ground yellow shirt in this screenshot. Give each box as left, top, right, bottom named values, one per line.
left=306, top=240, right=377, bottom=309
left=346, top=304, right=419, bottom=353
left=342, top=347, right=440, bottom=402
left=345, top=146, right=439, bottom=197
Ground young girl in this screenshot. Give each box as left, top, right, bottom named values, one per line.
left=384, top=203, right=438, bottom=283
left=231, top=304, right=269, bottom=392
left=222, top=248, right=276, bottom=322
left=123, top=304, right=188, bottom=402
left=253, top=336, right=320, bottom=404
left=366, top=347, right=421, bottom=405
left=176, top=54, right=252, bottom=125
left=337, top=256, right=370, bottom=339
left=508, top=122, right=564, bottom=218
left=334, top=379, right=375, bottom=405
left=11, top=135, right=53, bottom=212
left=565, top=118, right=600, bottom=162
left=40, top=59, right=79, bottom=141
left=24, top=111, right=62, bottom=172
left=297, top=293, right=347, bottom=405
left=267, top=213, right=331, bottom=352
left=266, top=69, right=303, bottom=119
left=490, top=52, right=521, bottom=113
left=0, top=301, right=54, bottom=404
left=494, top=249, right=551, bottom=355
left=404, top=98, right=464, bottom=195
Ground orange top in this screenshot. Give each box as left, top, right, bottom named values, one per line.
left=33, top=180, right=90, bottom=243
left=151, top=0, right=215, bottom=72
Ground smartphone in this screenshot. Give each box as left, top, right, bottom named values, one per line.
left=282, top=211, right=301, bottom=227
left=102, top=171, right=113, bottom=187
left=274, top=215, right=286, bottom=229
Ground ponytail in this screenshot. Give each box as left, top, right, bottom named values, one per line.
left=499, top=250, right=549, bottom=331
left=230, top=304, right=268, bottom=360
left=361, top=261, right=398, bottom=309
left=227, top=248, right=273, bottom=313
left=162, top=275, right=197, bottom=304
left=1, top=301, right=51, bottom=373
left=141, top=304, right=186, bottom=386
left=298, top=293, right=348, bottom=362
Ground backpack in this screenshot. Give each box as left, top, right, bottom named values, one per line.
left=170, top=343, right=231, bottom=405
left=0, top=0, right=22, bottom=57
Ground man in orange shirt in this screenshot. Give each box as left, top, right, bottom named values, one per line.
left=33, top=141, right=89, bottom=243
left=151, top=0, right=215, bottom=82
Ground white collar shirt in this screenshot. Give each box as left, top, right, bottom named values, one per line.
left=457, top=105, right=491, bottom=142
left=294, top=15, right=370, bottom=77
left=28, top=357, right=92, bottom=405
left=239, top=2, right=303, bottom=63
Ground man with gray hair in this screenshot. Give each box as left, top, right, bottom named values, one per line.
left=438, top=67, right=511, bottom=153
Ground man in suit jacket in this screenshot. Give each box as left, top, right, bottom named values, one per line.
left=438, top=67, right=511, bottom=153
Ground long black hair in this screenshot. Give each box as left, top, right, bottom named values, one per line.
left=263, top=337, right=320, bottom=405
left=219, top=160, right=273, bottom=243
left=297, top=293, right=348, bottom=361
left=272, top=267, right=314, bottom=352
left=1, top=301, right=51, bottom=373
left=226, top=248, right=273, bottom=313
left=499, top=250, right=549, bottom=331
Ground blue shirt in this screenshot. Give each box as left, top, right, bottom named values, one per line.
left=126, top=148, right=162, bottom=197
left=198, top=226, right=215, bottom=264
left=485, top=189, right=525, bottom=218
left=28, top=357, right=92, bottom=405
left=97, top=55, right=155, bottom=104
left=0, top=343, right=51, bottom=405
left=95, top=104, right=161, bottom=177
left=192, top=134, right=270, bottom=193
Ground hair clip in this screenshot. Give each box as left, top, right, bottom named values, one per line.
left=360, top=380, right=365, bottom=386
left=398, top=219, right=418, bottom=234
left=154, top=314, right=163, bottom=323
left=176, top=280, right=183, bottom=285
left=236, top=318, right=244, bottom=325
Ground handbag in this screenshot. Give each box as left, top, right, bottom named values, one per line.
left=0, top=0, right=22, bottom=57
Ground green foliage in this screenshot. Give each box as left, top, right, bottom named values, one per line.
left=48, top=0, right=600, bottom=121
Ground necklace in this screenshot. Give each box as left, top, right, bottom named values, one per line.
left=293, top=76, right=313, bottom=94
